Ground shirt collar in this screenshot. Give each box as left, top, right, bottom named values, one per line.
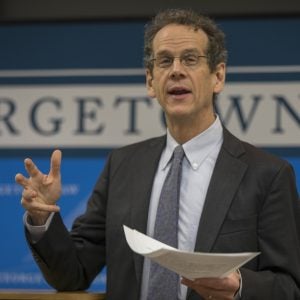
left=160, top=115, right=223, bottom=171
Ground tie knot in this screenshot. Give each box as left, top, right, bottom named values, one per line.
left=173, top=145, right=185, bottom=161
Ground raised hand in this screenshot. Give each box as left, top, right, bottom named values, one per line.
left=15, top=150, right=62, bottom=225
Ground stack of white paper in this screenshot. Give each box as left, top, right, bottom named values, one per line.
left=123, top=225, right=259, bottom=279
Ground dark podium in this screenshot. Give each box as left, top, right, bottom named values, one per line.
left=0, top=290, right=105, bottom=299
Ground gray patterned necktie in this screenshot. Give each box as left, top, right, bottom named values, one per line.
left=147, top=145, right=185, bottom=300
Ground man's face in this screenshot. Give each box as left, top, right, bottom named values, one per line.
left=146, top=24, right=225, bottom=127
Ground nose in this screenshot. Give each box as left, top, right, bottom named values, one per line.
left=169, top=57, right=186, bottom=80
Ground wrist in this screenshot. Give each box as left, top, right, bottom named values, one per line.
left=28, top=212, right=51, bottom=226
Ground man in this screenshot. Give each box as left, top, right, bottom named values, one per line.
left=15, top=8, right=300, bottom=300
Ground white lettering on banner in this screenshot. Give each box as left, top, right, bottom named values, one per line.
left=0, top=183, right=80, bottom=197
left=0, top=271, right=106, bottom=285
left=0, top=272, right=44, bottom=284
left=0, top=82, right=299, bottom=148
left=217, top=82, right=300, bottom=146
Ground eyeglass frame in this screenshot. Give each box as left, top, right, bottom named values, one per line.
left=150, top=53, right=207, bottom=69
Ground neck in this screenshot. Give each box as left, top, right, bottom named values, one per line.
left=167, top=113, right=216, bottom=144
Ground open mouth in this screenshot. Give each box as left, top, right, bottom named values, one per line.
left=168, top=86, right=191, bottom=96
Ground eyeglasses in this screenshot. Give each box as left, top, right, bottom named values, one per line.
left=151, top=54, right=207, bottom=69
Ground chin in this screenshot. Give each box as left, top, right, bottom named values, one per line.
left=168, top=110, right=192, bottom=120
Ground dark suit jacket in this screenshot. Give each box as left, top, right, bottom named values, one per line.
left=26, top=128, right=300, bottom=299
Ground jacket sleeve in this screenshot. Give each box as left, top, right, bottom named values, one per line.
left=240, top=162, right=300, bottom=299
left=25, top=153, right=112, bottom=291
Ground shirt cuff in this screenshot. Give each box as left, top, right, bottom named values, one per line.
left=23, top=212, right=55, bottom=243
left=234, top=269, right=242, bottom=300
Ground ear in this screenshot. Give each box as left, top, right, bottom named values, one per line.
left=213, top=63, right=226, bottom=94
left=146, top=69, right=156, bottom=98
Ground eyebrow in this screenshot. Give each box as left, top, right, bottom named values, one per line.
left=155, top=48, right=201, bottom=57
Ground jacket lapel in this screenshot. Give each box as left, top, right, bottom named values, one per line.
left=194, top=129, right=248, bottom=252
left=188, top=129, right=248, bottom=299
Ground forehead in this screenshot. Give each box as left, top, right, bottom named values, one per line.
left=152, top=24, right=209, bottom=54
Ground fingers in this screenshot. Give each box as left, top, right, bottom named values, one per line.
left=24, top=157, right=40, bottom=178
left=21, top=196, right=60, bottom=213
left=15, top=173, right=28, bottom=188
left=22, top=196, right=60, bottom=225
left=16, top=149, right=62, bottom=187
left=19, top=149, right=62, bottom=181
left=49, top=149, right=62, bottom=178
left=22, top=187, right=37, bottom=200
left=182, top=276, right=239, bottom=300
left=181, top=278, right=213, bottom=300
left=16, top=150, right=62, bottom=219
left=19, top=184, right=61, bottom=215
left=15, top=157, right=41, bottom=189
